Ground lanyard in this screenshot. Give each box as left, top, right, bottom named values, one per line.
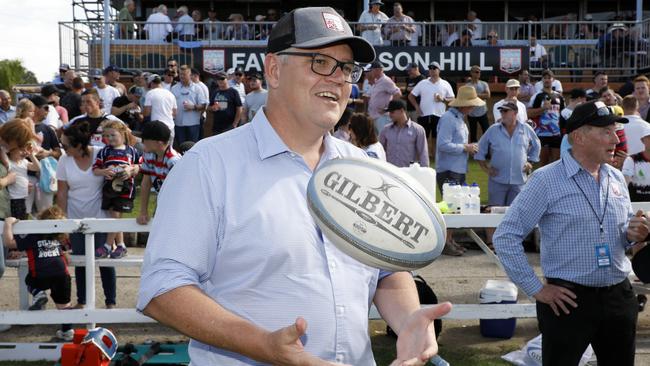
left=571, top=173, right=609, bottom=241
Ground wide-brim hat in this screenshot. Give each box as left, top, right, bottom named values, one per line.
left=448, top=85, right=486, bottom=108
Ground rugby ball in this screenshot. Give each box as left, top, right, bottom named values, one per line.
left=307, top=157, right=446, bottom=271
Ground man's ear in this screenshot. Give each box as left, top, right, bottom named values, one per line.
left=264, top=53, right=281, bottom=90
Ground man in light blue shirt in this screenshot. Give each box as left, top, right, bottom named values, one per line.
left=171, top=66, right=207, bottom=145
left=475, top=101, right=540, bottom=207
left=494, top=101, right=649, bottom=366
left=138, top=7, right=450, bottom=366
left=0, top=91, right=16, bottom=123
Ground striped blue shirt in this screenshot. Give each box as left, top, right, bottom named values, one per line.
left=436, top=108, right=469, bottom=174
left=137, top=109, right=385, bottom=365
left=493, top=153, right=633, bottom=296
left=474, top=121, right=541, bottom=185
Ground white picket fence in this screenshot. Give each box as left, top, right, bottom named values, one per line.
left=2, top=202, right=650, bottom=327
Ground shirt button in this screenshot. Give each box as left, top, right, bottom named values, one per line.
left=337, top=305, right=345, bottom=315
left=335, top=354, right=344, bottom=363
left=329, top=261, right=337, bottom=269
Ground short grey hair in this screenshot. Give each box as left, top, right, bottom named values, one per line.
left=177, top=5, right=188, bottom=14
left=0, top=90, right=10, bottom=99
left=158, top=4, right=168, bottom=13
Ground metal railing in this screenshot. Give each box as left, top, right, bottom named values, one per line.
left=59, top=19, right=650, bottom=79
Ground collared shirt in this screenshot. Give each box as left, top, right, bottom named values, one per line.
left=171, top=82, right=207, bottom=127
left=137, top=109, right=385, bottom=365
left=144, top=12, right=173, bottom=42
left=368, top=74, right=400, bottom=120
left=358, top=10, right=388, bottom=46
left=436, top=108, right=469, bottom=174
left=492, top=99, right=528, bottom=124
left=384, top=15, right=415, bottom=41
left=0, top=106, right=16, bottom=123
left=379, top=119, right=428, bottom=167
left=493, top=153, right=633, bottom=296
left=475, top=121, right=541, bottom=185
left=175, top=14, right=195, bottom=36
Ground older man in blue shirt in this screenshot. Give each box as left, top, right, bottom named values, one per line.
left=138, top=7, right=450, bottom=366
left=475, top=101, right=540, bottom=207
left=494, top=101, right=649, bottom=366
left=0, top=91, right=15, bottom=123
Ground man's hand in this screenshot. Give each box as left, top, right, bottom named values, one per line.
left=523, top=162, right=533, bottom=174
left=533, top=284, right=577, bottom=316
left=627, top=210, right=649, bottom=242
left=389, top=302, right=452, bottom=366
left=4, top=172, right=16, bottom=185
left=463, top=143, right=478, bottom=154
left=265, top=317, right=347, bottom=366
left=137, top=213, right=150, bottom=225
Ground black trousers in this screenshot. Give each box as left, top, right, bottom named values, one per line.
left=537, top=278, right=638, bottom=366
left=467, top=113, right=489, bottom=143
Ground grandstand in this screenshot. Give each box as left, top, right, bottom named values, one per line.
left=61, top=1, right=650, bottom=85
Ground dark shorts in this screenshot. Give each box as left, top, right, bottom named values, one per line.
left=102, top=196, right=134, bottom=213
left=25, top=274, right=71, bottom=305
left=10, top=199, right=27, bottom=220
left=417, top=115, right=440, bottom=138
left=539, top=135, right=562, bottom=149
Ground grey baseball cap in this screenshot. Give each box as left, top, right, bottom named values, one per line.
left=266, top=7, right=375, bottom=63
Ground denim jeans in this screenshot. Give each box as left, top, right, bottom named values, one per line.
left=70, top=233, right=117, bottom=306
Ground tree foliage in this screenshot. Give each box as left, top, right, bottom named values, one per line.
left=0, top=59, right=39, bottom=92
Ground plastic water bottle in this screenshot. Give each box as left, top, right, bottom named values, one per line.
left=403, top=162, right=437, bottom=202
left=460, top=184, right=471, bottom=214
left=442, top=182, right=451, bottom=202
left=429, top=355, right=451, bottom=366
left=470, top=182, right=481, bottom=214
left=451, top=187, right=464, bottom=214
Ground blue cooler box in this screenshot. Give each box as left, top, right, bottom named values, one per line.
left=479, top=280, right=518, bottom=339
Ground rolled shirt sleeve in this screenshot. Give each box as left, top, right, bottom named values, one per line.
left=137, top=149, right=222, bottom=311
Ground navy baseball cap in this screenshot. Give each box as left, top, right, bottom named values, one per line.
left=565, top=101, right=628, bottom=134
left=266, top=7, right=375, bottom=63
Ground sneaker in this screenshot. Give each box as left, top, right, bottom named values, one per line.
left=441, top=242, right=463, bottom=256
left=95, top=246, right=110, bottom=258
left=110, top=246, right=127, bottom=259
left=55, top=329, right=75, bottom=342
left=29, top=291, right=48, bottom=310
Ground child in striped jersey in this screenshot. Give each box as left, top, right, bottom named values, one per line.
left=92, top=120, right=141, bottom=258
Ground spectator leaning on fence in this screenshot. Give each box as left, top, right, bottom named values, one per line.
left=118, top=0, right=135, bottom=39
left=494, top=101, right=646, bottom=366
left=204, top=7, right=224, bottom=40
left=0, top=90, right=15, bottom=124
left=528, top=36, right=547, bottom=69
left=56, top=121, right=116, bottom=310
left=136, top=121, right=180, bottom=226
left=357, top=0, right=388, bottom=46
left=384, top=2, right=415, bottom=46
left=138, top=7, right=450, bottom=365
left=144, top=4, right=173, bottom=42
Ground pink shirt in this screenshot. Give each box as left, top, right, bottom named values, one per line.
left=368, top=74, right=400, bottom=120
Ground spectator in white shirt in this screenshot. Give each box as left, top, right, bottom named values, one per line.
left=622, top=95, right=650, bottom=155
left=91, top=69, right=121, bottom=116
left=144, top=74, right=177, bottom=136
left=466, top=10, right=482, bottom=40
left=357, top=0, right=388, bottom=46
left=144, top=4, right=173, bottom=42
left=174, top=6, right=195, bottom=40
left=529, top=36, right=548, bottom=69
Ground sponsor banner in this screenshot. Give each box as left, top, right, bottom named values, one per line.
left=199, top=46, right=528, bottom=77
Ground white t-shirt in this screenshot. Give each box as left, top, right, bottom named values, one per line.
left=229, top=80, right=246, bottom=106
left=358, top=10, right=388, bottom=46
left=244, top=89, right=268, bottom=122
left=534, top=80, right=563, bottom=94
left=530, top=43, right=547, bottom=62
left=8, top=159, right=29, bottom=199
left=44, top=105, right=63, bottom=130
left=145, top=87, right=177, bottom=130
left=56, top=146, right=107, bottom=219
left=365, top=141, right=386, bottom=161
left=144, top=12, right=173, bottom=42
left=492, top=99, right=528, bottom=124
left=410, top=78, right=455, bottom=117
left=623, top=115, right=650, bottom=155
left=96, top=85, right=121, bottom=115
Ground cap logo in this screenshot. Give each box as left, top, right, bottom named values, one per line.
left=594, top=101, right=606, bottom=109
left=322, top=12, right=345, bottom=33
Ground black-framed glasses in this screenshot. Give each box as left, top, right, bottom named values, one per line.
left=276, top=52, right=364, bottom=83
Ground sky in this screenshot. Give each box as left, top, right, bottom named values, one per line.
left=0, top=1, right=72, bottom=83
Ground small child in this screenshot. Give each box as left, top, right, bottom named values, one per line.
left=3, top=144, right=39, bottom=220
left=92, top=120, right=141, bottom=259
left=137, top=121, right=181, bottom=225
left=2, top=206, right=74, bottom=341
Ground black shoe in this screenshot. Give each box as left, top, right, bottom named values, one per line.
left=638, top=294, right=647, bottom=312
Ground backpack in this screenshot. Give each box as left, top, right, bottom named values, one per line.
left=39, top=156, right=58, bottom=194
left=386, top=274, right=443, bottom=338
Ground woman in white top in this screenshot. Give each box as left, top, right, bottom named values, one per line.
left=349, top=113, right=386, bottom=161
left=56, top=121, right=116, bottom=308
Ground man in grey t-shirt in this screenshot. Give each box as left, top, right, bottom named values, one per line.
left=243, top=71, right=268, bottom=123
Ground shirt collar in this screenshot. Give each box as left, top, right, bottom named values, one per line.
left=449, top=107, right=463, bottom=119
left=251, top=108, right=340, bottom=161
left=562, top=151, right=614, bottom=180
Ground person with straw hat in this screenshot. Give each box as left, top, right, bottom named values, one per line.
left=436, top=85, right=484, bottom=256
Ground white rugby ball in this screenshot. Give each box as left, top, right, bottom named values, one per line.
left=307, top=157, right=446, bottom=271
